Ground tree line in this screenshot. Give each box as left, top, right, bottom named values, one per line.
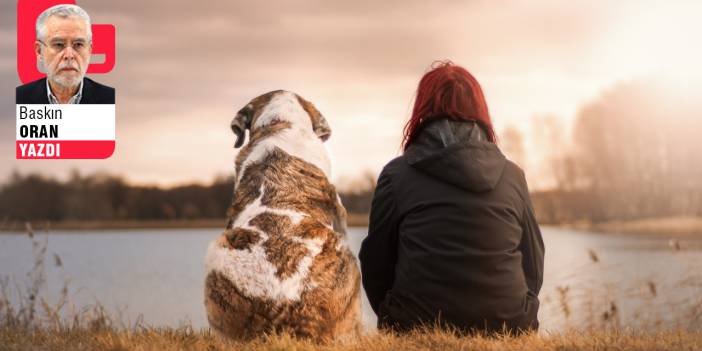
left=527, top=80, right=702, bottom=223
left=0, top=170, right=375, bottom=224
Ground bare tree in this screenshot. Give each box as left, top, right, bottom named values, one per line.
left=500, top=125, right=526, bottom=169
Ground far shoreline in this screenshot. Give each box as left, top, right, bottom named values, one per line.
left=557, top=216, right=702, bottom=238
left=1, top=215, right=701, bottom=238
left=0, top=213, right=371, bottom=233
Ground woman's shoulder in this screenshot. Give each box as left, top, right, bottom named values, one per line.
left=383, top=155, right=405, bottom=170
left=378, top=155, right=413, bottom=180
left=371, top=156, right=406, bottom=190
left=501, top=159, right=532, bottom=201
left=503, top=159, right=526, bottom=179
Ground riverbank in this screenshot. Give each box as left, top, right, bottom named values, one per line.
left=2, top=216, right=701, bottom=237
left=0, top=214, right=371, bottom=232
left=0, top=219, right=227, bottom=231
left=1, top=327, right=700, bottom=351
left=560, top=216, right=702, bottom=238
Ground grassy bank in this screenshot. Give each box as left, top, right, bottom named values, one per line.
left=1, top=327, right=701, bottom=351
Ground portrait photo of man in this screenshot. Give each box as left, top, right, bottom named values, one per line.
left=16, top=4, right=114, bottom=104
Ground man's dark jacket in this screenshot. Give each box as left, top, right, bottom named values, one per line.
left=16, top=77, right=115, bottom=104
left=359, top=118, right=544, bottom=333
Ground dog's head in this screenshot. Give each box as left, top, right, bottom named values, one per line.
left=231, top=90, right=331, bottom=148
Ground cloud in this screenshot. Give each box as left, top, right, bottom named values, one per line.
left=2, top=0, right=701, bottom=185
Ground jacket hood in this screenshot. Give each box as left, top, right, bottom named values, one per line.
left=404, top=118, right=506, bottom=192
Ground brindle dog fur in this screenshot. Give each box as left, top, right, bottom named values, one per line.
left=204, top=91, right=361, bottom=342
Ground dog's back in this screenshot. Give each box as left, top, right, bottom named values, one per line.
left=204, top=91, right=361, bottom=341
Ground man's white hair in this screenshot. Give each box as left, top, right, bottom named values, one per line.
left=36, top=4, right=92, bottom=42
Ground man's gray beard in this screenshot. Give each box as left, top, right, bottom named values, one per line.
left=49, top=72, right=84, bottom=89
left=39, top=58, right=86, bottom=90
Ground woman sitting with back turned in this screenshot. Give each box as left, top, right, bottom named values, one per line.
left=359, top=61, right=544, bottom=334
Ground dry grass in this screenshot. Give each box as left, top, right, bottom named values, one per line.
left=0, top=327, right=701, bottom=351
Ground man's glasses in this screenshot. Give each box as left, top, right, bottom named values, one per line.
left=38, top=39, right=90, bottom=54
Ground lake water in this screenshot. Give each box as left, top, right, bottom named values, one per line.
left=1, top=227, right=701, bottom=332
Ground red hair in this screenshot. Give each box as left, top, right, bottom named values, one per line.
left=402, top=61, right=496, bottom=150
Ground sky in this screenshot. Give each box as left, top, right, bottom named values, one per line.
left=1, top=0, right=701, bottom=189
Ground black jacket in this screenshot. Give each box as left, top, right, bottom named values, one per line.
left=16, top=77, right=115, bottom=104
left=359, top=118, right=544, bottom=333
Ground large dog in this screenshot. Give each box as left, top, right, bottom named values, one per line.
left=204, top=90, right=361, bottom=341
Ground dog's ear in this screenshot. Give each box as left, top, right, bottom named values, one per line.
left=231, top=104, right=253, bottom=148
left=296, top=95, right=331, bottom=142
